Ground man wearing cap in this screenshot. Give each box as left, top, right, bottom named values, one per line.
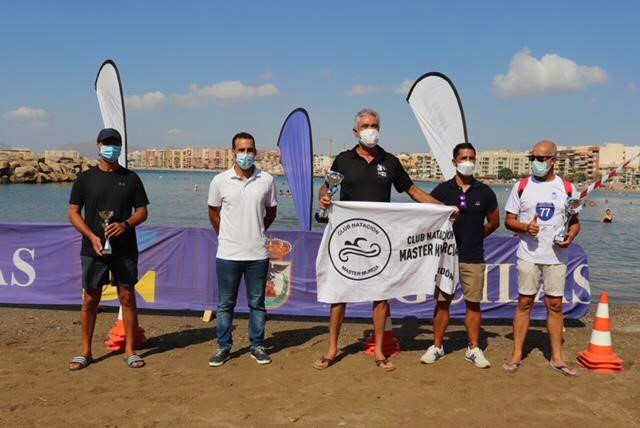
left=68, top=128, right=150, bottom=370
left=207, top=132, right=278, bottom=367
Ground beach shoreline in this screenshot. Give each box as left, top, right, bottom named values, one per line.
left=0, top=304, right=637, bottom=427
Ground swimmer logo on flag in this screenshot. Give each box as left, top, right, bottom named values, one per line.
left=328, top=218, right=392, bottom=281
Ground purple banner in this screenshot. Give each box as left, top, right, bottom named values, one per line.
left=0, top=223, right=590, bottom=320
left=277, top=108, right=313, bottom=231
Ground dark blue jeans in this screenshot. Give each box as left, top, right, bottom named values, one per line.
left=215, top=258, right=269, bottom=350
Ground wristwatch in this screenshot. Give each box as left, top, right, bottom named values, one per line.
left=123, top=220, right=131, bottom=230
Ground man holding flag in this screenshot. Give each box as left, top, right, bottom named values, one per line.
left=313, top=108, right=445, bottom=372
left=422, top=142, right=500, bottom=368
left=503, top=140, right=580, bottom=376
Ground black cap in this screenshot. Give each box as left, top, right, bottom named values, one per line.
left=97, top=128, right=122, bottom=145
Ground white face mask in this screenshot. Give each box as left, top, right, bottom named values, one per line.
left=359, top=129, right=379, bottom=148
left=456, top=161, right=475, bottom=176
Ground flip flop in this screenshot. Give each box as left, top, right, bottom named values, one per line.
left=126, top=354, right=146, bottom=369
left=502, top=360, right=522, bottom=374
left=548, top=363, right=578, bottom=377
left=375, top=358, right=396, bottom=372
left=312, top=357, right=336, bottom=370
left=69, top=355, right=92, bottom=371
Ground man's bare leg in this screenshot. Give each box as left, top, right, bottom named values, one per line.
left=118, top=286, right=144, bottom=367
left=546, top=295, right=576, bottom=374
left=70, top=287, right=102, bottom=370
left=506, top=294, right=535, bottom=366
left=433, top=299, right=451, bottom=348
left=465, top=301, right=482, bottom=348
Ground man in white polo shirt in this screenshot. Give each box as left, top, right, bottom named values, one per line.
left=503, top=140, right=580, bottom=377
left=207, top=132, right=277, bottom=367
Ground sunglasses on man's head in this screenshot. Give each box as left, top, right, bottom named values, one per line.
left=528, top=155, right=555, bottom=162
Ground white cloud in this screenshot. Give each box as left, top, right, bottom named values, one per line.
left=493, top=49, right=609, bottom=99
left=174, top=81, right=280, bottom=107
left=125, top=91, right=167, bottom=110
left=261, top=70, right=275, bottom=81
left=346, top=84, right=379, bottom=97
left=395, top=79, right=414, bottom=96
left=628, top=81, right=638, bottom=94
left=3, top=106, right=48, bottom=120
left=166, top=128, right=184, bottom=136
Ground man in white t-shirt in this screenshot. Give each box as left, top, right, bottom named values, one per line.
left=503, top=140, right=581, bottom=376
left=207, top=132, right=278, bottom=367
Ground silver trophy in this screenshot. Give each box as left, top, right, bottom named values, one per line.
left=554, top=198, right=585, bottom=244
left=315, top=171, right=344, bottom=223
left=98, top=210, right=114, bottom=255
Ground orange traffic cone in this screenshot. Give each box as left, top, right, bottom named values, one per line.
left=105, top=306, right=147, bottom=351
left=577, top=292, right=623, bottom=373
left=364, top=307, right=400, bottom=357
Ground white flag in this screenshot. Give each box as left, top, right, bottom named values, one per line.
left=316, top=201, right=459, bottom=304
left=95, top=60, right=127, bottom=166
left=406, top=72, right=468, bottom=181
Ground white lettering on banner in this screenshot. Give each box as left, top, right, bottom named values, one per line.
left=0, top=248, right=37, bottom=287
left=572, top=264, right=590, bottom=304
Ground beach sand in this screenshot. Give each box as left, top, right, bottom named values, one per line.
left=0, top=305, right=638, bottom=427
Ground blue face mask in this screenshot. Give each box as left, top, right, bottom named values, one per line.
left=532, top=160, right=551, bottom=177
left=100, top=145, right=121, bottom=163
left=236, top=153, right=255, bottom=170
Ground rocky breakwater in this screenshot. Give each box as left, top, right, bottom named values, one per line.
left=0, top=151, right=98, bottom=184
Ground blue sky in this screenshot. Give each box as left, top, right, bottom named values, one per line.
left=1, top=1, right=638, bottom=155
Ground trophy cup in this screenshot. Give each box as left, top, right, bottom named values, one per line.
left=98, top=210, right=114, bottom=255
left=554, top=198, right=585, bottom=244
left=314, top=171, right=344, bottom=223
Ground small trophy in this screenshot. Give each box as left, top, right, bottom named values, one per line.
left=554, top=198, right=585, bottom=244
left=315, top=171, right=344, bottom=223
left=98, top=210, right=114, bottom=255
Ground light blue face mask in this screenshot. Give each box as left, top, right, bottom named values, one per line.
left=532, top=160, right=551, bottom=177
left=100, top=145, right=121, bottom=163
left=236, top=153, right=255, bottom=170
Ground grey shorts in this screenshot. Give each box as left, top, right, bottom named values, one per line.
left=81, top=254, right=139, bottom=290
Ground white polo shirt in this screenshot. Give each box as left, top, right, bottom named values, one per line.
left=505, top=176, right=577, bottom=265
left=208, top=167, right=277, bottom=260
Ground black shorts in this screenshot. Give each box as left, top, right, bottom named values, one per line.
left=81, top=254, right=139, bottom=290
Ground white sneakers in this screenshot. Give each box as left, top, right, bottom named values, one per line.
left=464, top=346, right=491, bottom=368
left=420, top=344, right=491, bottom=369
left=420, top=345, right=445, bottom=364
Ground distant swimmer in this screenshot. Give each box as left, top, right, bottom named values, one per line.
left=602, top=208, right=614, bottom=223
left=193, top=184, right=199, bottom=192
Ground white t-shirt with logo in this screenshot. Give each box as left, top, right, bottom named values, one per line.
left=505, top=176, right=577, bottom=265
left=208, top=168, right=278, bottom=260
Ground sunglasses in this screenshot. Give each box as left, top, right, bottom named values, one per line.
left=528, top=155, right=555, bottom=162
left=459, top=193, right=467, bottom=210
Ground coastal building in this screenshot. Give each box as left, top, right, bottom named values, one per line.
left=313, top=154, right=333, bottom=176
left=599, top=143, right=640, bottom=185
left=44, top=150, right=79, bottom=160
left=475, top=150, right=530, bottom=178
left=556, top=146, right=600, bottom=181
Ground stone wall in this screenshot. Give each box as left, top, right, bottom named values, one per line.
left=0, top=151, right=98, bottom=184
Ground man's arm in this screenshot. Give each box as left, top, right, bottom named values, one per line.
left=319, top=183, right=332, bottom=209
left=484, top=208, right=500, bottom=237
left=406, top=184, right=442, bottom=204
left=68, top=204, right=103, bottom=256
left=505, top=212, right=539, bottom=237
left=105, top=206, right=149, bottom=238
left=556, top=215, right=581, bottom=248
left=208, top=205, right=221, bottom=235
left=264, top=206, right=277, bottom=230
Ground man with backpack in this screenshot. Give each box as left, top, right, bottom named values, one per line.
left=503, top=140, right=580, bottom=376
